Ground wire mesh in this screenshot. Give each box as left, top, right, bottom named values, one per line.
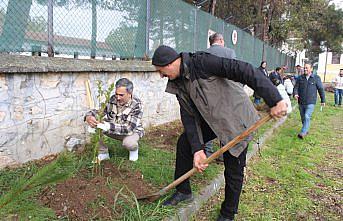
left=0, top=0, right=294, bottom=70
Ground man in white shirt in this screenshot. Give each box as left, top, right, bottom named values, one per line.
left=332, top=68, right=343, bottom=107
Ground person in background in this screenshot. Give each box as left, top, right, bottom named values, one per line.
left=283, top=75, right=294, bottom=96
left=253, top=61, right=268, bottom=105
left=85, top=78, right=144, bottom=162
left=269, top=67, right=284, bottom=85
left=271, top=78, right=292, bottom=114
left=332, top=68, right=343, bottom=107
left=204, top=32, right=237, bottom=160
left=206, top=33, right=236, bottom=59
left=293, top=63, right=325, bottom=139
left=295, top=65, right=303, bottom=79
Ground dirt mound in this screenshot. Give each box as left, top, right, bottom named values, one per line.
left=144, top=120, right=183, bottom=152
left=39, top=161, right=155, bottom=220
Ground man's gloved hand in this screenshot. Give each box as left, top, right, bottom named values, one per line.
left=97, top=122, right=111, bottom=132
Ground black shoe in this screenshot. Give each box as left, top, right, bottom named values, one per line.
left=162, top=191, right=193, bottom=206
left=297, top=133, right=304, bottom=139
left=216, top=214, right=234, bottom=221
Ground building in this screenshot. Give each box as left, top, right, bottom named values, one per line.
left=317, top=51, right=343, bottom=82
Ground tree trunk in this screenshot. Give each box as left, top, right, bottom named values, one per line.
left=208, top=0, right=217, bottom=15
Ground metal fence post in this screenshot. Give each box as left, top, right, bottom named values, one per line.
left=90, top=0, right=97, bottom=59
left=193, top=8, right=197, bottom=52
left=47, top=0, right=54, bottom=57
left=145, top=0, right=151, bottom=58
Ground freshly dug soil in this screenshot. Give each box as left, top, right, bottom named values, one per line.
left=39, top=161, right=155, bottom=220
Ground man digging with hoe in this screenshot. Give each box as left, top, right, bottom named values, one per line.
left=151, top=45, right=287, bottom=221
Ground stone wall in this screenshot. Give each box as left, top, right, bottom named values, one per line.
left=0, top=55, right=180, bottom=167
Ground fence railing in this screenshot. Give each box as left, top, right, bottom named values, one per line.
left=0, top=0, right=295, bottom=71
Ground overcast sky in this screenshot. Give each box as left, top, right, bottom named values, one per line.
left=331, top=0, right=343, bottom=9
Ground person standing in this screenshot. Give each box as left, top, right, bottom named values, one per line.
left=283, top=75, right=294, bottom=96
left=332, top=68, right=343, bottom=107
left=270, top=78, right=292, bottom=114
left=152, top=45, right=287, bottom=221
left=206, top=33, right=236, bottom=59
left=295, top=65, right=303, bottom=80
left=204, top=33, right=238, bottom=159
left=294, top=63, right=325, bottom=139
left=269, top=67, right=284, bottom=85
left=253, top=61, right=268, bottom=105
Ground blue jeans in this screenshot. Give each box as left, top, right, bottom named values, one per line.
left=334, top=88, right=343, bottom=105
left=299, top=104, right=315, bottom=134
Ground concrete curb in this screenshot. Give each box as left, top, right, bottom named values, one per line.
left=166, top=116, right=289, bottom=221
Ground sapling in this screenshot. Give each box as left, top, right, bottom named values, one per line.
left=91, top=80, right=114, bottom=175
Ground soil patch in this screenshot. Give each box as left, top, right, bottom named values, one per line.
left=144, top=120, right=183, bottom=152
left=39, top=161, right=155, bottom=220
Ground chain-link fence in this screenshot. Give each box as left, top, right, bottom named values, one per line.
left=0, top=0, right=295, bottom=70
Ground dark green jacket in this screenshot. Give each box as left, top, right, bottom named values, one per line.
left=166, top=52, right=282, bottom=157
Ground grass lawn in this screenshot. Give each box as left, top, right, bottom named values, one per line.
left=194, top=94, right=342, bottom=220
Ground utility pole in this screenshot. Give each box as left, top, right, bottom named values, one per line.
left=145, top=0, right=151, bottom=59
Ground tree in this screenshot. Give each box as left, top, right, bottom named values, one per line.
left=105, top=23, right=137, bottom=57
left=72, top=0, right=100, bottom=58
left=27, top=16, right=47, bottom=33
left=106, top=0, right=148, bottom=58
left=0, top=0, right=69, bottom=53
left=0, top=0, right=33, bottom=52
left=183, top=0, right=343, bottom=62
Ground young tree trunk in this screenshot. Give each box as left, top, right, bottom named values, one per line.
left=208, top=0, right=216, bottom=15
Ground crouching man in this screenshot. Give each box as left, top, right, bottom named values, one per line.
left=85, top=78, right=144, bottom=161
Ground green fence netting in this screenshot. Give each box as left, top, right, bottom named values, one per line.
left=0, top=0, right=295, bottom=70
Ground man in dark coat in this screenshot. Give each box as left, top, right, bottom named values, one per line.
left=152, top=45, right=287, bottom=221
left=294, top=63, right=325, bottom=139
left=269, top=67, right=284, bottom=85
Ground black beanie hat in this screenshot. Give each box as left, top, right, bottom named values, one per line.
left=152, top=45, right=180, bottom=66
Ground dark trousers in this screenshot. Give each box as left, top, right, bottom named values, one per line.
left=174, top=132, right=247, bottom=219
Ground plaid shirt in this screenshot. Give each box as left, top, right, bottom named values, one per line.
left=85, top=95, right=144, bottom=137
